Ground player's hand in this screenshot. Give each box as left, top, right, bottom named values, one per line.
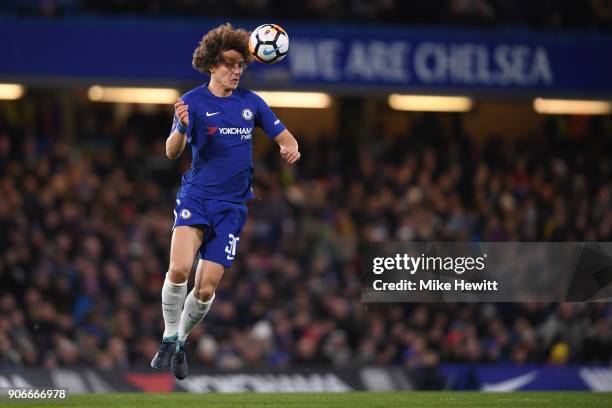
left=174, top=98, right=189, bottom=127
left=280, top=143, right=300, bottom=165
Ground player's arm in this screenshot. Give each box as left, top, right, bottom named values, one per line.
left=274, top=129, right=300, bottom=165
left=166, top=98, right=189, bottom=159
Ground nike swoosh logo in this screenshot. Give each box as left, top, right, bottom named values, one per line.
left=206, top=112, right=219, bottom=117
left=262, top=48, right=279, bottom=56
left=580, top=368, right=612, bottom=391
left=482, top=371, right=538, bottom=392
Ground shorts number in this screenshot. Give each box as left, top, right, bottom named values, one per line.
left=225, top=234, right=239, bottom=260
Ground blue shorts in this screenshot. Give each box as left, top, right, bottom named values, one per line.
left=173, top=194, right=247, bottom=268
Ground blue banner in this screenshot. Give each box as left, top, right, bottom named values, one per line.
left=1, top=17, right=611, bottom=95
left=441, top=364, right=612, bottom=391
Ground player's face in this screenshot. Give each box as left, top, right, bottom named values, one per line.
left=211, top=50, right=246, bottom=91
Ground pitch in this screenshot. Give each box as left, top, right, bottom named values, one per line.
left=3, top=392, right=611, bottom=408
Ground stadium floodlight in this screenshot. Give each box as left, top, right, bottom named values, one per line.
left=88, top=86, right=180, bottom=104
left=254, top=91, right=331, bottom=108
left=388, top=94, right=473, bottom=112
left=0, top=83, right=25, bottom=100
left=533, top=98, right=612, bottom=115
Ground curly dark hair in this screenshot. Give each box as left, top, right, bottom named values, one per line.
left=192, top=23, right=252, bottom=74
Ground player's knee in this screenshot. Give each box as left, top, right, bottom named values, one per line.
left=195, top=283, right=215, bottom=302
left=167, top=262, right=191, bottom=283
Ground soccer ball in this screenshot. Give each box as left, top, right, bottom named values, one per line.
left=249, top=24, right=289, bottom=64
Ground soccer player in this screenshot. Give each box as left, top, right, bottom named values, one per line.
left=150, top=23, right=300, bottom=380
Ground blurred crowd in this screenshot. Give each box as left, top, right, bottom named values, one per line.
left=1, top=0, right=612, bottom=29
left=0, top=93, right=611, bottom=374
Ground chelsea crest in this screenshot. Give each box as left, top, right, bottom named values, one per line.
left=242, top=108, right=253, bottom=121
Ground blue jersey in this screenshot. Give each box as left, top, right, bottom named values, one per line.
left=171, top=83, right=286, bottom=203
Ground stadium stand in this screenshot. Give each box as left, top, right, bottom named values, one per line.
left=0, top=97, right=610, bottom=372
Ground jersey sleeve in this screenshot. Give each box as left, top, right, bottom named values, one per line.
left=169, top=114, right=180, bottom=135
left=254, top=94, right=286, bottom=139
left=185, top=109, right=196, bottom=144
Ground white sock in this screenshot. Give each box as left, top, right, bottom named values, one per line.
left=161, top=274, right=188, bottom=338
left=178, top=290, right=215, bottom=343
